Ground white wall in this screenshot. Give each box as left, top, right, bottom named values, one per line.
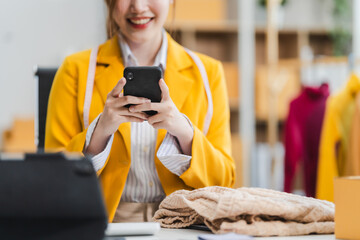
left=0, top=0, right=107, bottom=145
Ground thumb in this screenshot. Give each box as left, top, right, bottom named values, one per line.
left=111, top=78, right=126, bottom=97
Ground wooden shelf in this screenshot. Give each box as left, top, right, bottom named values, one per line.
left=256, top=27, right=331, bottom=35
left=167, top=21, right=333, bottom=35
left=165, top=20, right=238, bottom=32
left=229, top=98, right=239, bottom=111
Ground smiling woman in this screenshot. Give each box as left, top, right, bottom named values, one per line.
left=110, top=0, right=169, bottom=65
left=45, top=0, right=235, bottom=223
left=105, top=0, right=171, bottom=39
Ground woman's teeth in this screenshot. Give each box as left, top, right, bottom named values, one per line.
left=130, top=18, right=151, bottom=25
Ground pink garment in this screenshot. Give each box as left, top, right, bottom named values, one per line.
left=284, top=84, right=329, bottom=196
left=303, top=100, right=327, bottom=197
left=153, top=186, right=334, bottom=237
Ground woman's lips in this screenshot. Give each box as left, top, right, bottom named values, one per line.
left=127, top=17, right=153, bottom=29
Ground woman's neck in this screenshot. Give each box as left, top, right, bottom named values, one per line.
left=125, top=32, right=163, bottom=66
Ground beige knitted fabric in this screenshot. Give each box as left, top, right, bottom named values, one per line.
left=153, top=186, right=334, bottom=236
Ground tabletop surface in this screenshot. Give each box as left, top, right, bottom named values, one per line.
left=105, top=228, right=336, bottom=240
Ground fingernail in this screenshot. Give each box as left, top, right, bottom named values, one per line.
left=129, top=107, right=134, bottom=112
left=146, top=99, right=151, bottom=103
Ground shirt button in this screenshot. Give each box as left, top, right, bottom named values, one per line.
left=143, top=146, right=150, bottom=153
left=149, top=181, right=154, bottom=187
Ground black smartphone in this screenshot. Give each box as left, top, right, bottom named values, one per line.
left=123, top=66, right=163, bottom=116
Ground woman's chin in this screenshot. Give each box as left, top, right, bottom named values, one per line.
left=123, top=29, right=159, bottom=45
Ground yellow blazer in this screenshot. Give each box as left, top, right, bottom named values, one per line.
left=316, top=74, right=360, bottom=202
left=45, top=33, right=235, bottom=222
left=348, top=92, right=360, bottom=176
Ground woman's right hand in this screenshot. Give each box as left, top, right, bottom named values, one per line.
left=85, top=78, right=150, bottom=155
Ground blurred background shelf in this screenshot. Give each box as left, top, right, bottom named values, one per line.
left=163, top=0, right=349, bottom=189
left=165, top=0, right=339, bottom=131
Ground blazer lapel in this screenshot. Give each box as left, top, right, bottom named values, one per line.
left=164, top=65, right=194, bottom=111
left=163, top=33, right=195, bottom=115
left=95, top=36, right=124, bottom=105
left=155, top=34, right=195, bottom=151
left=93, top=36, right=131, bottom=156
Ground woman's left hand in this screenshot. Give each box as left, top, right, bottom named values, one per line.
left=128, top=79, right=194, bottom=155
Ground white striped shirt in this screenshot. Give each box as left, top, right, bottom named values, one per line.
left=85, top=30, right=192, bottom=202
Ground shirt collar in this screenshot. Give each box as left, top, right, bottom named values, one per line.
left=118, top=29, right=168, bottom=71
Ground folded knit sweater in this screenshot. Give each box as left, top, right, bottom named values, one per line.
left=153, top=186, right=334, bottom=236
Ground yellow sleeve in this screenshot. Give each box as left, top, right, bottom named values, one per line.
left=316, top=98, right=341, bottom=201
left=349, top=94, right=360, bottom=175
left=180, top=60, right=235, bottom=188
left=44, top=56, right=87, bottom=153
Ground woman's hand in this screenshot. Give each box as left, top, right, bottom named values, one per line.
left=86, top=78, right=150, bottom=155
left=128, top=79, right=194, bottom=155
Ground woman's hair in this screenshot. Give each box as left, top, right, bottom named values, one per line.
left=104, top=0, right=120, bottom=39
left=104, top=0, right=176, bottom=39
